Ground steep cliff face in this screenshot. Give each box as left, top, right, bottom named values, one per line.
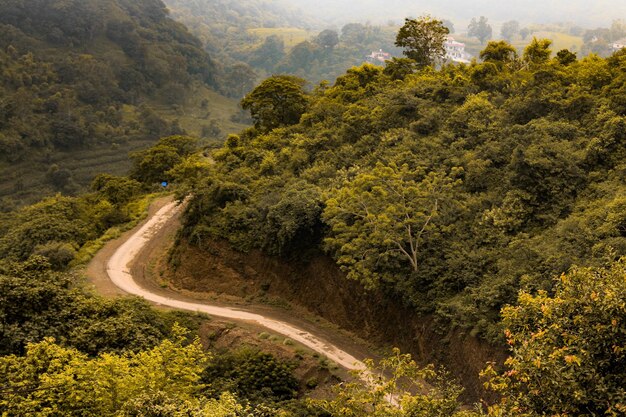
left=168, top=238, right=505, bottom=400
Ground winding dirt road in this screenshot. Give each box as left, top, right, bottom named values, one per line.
left=104, top=200, right=368, bottom=373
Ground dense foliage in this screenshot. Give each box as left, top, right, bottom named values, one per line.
left=0, top=0, right=215, bottom=160
left=241, top=75, right=309, bottom=133
left=0, top=172, right=162, bottom=268
left=130, top=135, right=200, bottom=183
left=0, top=330, right=234, bottom=416
left=0, top=159, right=304, bottom=416
left=484, top=261, right=626, bottom=416
left=201, top=348, right=298, bottom=403
left=0, top=0, right=224, bottom=206
left=0, top=163, right=193, bottom=356
left=182, top=42, right=626, bottom=342
left=0, top=257, right=173, bottom=356
left=2, top=5, right=626, bottom=413
left=310, top=348, right=473, bottom=417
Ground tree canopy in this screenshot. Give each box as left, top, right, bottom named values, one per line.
left=468, top=16, right=493, bottom=44
left=240, top=75, right=309, bottom=133
left=323, top=164, right=459, bottom=288
left=484, top=261, right=626, bottom=416
left=395, top=16, right=450, bottom=68
left=182, top=35, right=626, bottom=344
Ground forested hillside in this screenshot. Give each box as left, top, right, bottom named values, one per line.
left=0, top=136, right=483, bottom=416
left=164, top=0, right=402, bottom=89
left=165, top=38, right=626, bottom=414
left=2, top=3, right=626, bottom=414
left=0, top=0, right=244, bottom=207
left=181, top=41, right=626, bottom=343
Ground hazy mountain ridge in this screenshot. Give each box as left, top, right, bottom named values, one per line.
left=281, top=0, right=626, bottom=27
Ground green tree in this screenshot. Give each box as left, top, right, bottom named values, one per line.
left=240, top=75, right=309, bottom=133
left=483, top=261, right=626, bottom=416
left=523, top=37, right=552, bottom=66
left=131, top=144, right=182, bottom=184
left=383, top=57, right=419, bottom=80
left=468, top=16, right=493, bottom=44
left=130, top=136, right=197, bottom=184
left=395, top=16, right=449, bottom=68
left=0, top=258, right=170, bottom=356
left=0, top=329, right=209, bottom=416
left=166, top=154, right=213, bottom=198
left=261, top=181, right=323, bottom=255
left=555, top=49, right=577, bottom=65
left=249, top=34, right=285, bottom=72
left=323, top=164, right=459, bottom=288
left=118, top=391, right=243, bottom=417
left=221, top=62, right=257, bottom=98
left=32, top=241, right=76, bottom=270
left=278, top=40, right=321, bottom=73
left=91, top=174, right=142, bottom=205
left=315, top=29, right=339, bottom=49
left=500, top=20, right=520, bottom=41
left=0, top=195, right=93, bottom=261
left=480, top=41, right=518, bottom=65
left=201, top=348, right=298, bottom=402
left=157, top=135, right=198, bottom=157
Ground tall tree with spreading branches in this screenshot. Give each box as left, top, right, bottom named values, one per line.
left=395, top=16, right=450, bottom=68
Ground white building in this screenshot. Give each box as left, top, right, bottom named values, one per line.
left=366, top=49, right=392, bottom=64
left=612, top=38, right=626, bottom=51
left=444, top=37, right=471, bottom=64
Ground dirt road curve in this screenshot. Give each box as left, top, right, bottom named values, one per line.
left=106, top=200, right=368, bottom=373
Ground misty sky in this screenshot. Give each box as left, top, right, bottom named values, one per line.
left=281, top=0, right=626, bottom=28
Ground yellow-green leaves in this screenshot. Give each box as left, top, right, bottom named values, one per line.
left=323, top=163, right=460, bottom=288
left=0, top=331, right=209, bottom=416
left=485, top=260, right=626, bottom=416
left=311, top=348, right=469, bottom=417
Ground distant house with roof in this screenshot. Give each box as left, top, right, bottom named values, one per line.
left=366, top=49, right=392, bottom=64
left=444, top=37, right=471, bottom=63
left=612, top=38, right=626, bottom=51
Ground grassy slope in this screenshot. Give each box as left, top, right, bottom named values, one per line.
left=152, top=82, right=249, bottom=140
left=512, top=31, right=584, bottom=53
left=247, top=27, right=317, bottom=49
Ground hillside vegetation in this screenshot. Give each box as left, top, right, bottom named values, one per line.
left=164, top=0, right=405, bottom=88
left=0, top=135, right=481, bottom=416
left=182, top=41, right=626, bottom=343
left=167, top=37, right=626, bottom=415
left=1, top=129, right=624, bottom=415
left=0, top=0, right=242, bottom=206
left=1, top=5, right=626, bottom=415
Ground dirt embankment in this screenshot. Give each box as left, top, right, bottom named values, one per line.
left=167, top=239, right=506, bottom=401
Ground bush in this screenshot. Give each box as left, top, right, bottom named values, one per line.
left=32, top=241, right=76, bottom=270
left=201, top=348, right=298, bottom=402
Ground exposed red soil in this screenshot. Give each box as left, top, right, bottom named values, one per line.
left=167, top=238, right=507, bottom=401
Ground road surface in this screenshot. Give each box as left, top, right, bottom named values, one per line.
left=105, top=200, right=368, bottom=373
